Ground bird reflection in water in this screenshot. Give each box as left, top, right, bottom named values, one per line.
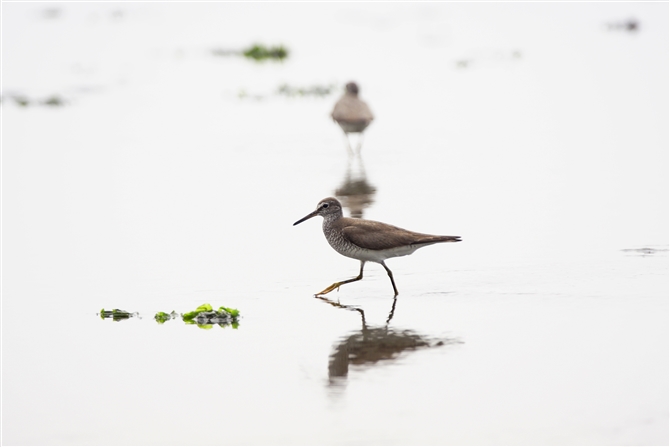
left=331, top=81, right=374, bottom=154
left=334, top=151, right=376, bottom=219
left=315, top=296, right=461, bottom=387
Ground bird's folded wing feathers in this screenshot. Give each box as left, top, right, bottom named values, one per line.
left=340, top=221, right=455, bottom=250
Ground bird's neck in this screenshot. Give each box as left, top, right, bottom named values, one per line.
left=322, top=212, right=342, bottom=229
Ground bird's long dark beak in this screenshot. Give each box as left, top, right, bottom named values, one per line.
left=293, top=209, right=319, bottom=226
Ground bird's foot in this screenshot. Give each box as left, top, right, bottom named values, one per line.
left=315, top=282, right=341, bottom=296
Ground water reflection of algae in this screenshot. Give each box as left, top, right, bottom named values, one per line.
left=316, top=296, right=462, bottom=386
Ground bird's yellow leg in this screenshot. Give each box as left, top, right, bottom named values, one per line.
left=316, top=261, right=366, bottom=296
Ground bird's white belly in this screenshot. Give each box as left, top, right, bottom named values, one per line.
left=336, top=244, right=420, bottom=263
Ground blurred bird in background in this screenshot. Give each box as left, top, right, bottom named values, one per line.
left=331, top=81, right=374, bottom=153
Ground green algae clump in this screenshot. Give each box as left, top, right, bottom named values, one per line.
left=99, top=308, right=136, bottom=321
left=182, top=303, right=240, bottom=329
left=154, top=311, right=178, bottom=324
left=242, top=44, right=288, bottom=61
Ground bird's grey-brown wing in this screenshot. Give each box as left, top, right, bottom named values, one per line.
left=339, top=219, right=459, bottom=251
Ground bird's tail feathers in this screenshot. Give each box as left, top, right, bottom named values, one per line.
left=415, top=235, right=461, bottom=245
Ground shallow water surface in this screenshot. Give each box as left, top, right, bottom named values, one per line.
left=3, top=3, right=668, bottom=445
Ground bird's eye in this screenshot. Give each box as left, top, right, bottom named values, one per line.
left=322, top=203, right=329, bottom=208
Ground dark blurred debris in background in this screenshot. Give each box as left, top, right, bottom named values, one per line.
left=43, top=95, right=67, bottom=106
left=236, top=82, right=339, bottom=101
left=211, top=48, right=239, bottom=57
left=1, top=93, right=68, bottom=107
left=277, top=83, right=338, bottom=98
left=606, top=18, right=640, bottom=33
left=621, top=246, right=668, bottom=256
left=42, top=8, right=61, bottom=19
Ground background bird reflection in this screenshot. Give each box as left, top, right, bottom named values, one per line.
left=334, top=151, right=377, bottom=219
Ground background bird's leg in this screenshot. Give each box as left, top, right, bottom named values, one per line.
left=381, top=261, right=399, bottom=296
left=316, top=261, right=366, bottom=295
left=354, top=133, right=364, bottom=153
left=343, top=133, right=354, bottom=156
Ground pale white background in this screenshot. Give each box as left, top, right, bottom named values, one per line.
left=3, top=2, right=668, bottom=445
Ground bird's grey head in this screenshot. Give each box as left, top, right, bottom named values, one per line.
left=345, top=82, right=359, bottom=95
left=293, top=197, right=343, bottom=226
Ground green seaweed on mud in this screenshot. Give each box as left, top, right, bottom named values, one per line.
left=218, top=306, right=240, bottom=319
left=182, top=303, right=240, bottom=329
left=182, top=303, right=214, bottom=321
left=99, top=304, right=239, bottom=328
left=99, top=308, right=136, bottom=321
left=154, top=311, right=178, bottom=324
